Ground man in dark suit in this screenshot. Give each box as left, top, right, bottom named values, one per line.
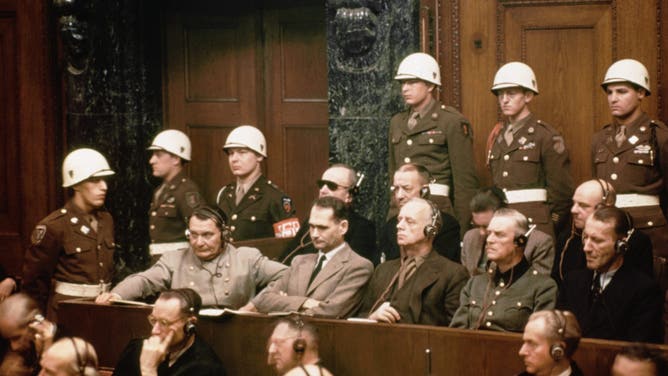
left=557, top=206, right=663, bottom=343
left=279, top=164, right=378, bottom=265
left=357, top=197, right=468, bottom=325
left=380, top=163, right=461, bottom=263
left=242, top=196, right=373, bottom=318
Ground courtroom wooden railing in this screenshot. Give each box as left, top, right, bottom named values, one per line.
left=59, top=300, right=668, bottom=376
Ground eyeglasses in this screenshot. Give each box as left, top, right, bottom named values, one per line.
left=147, top=315, right=186, bottom=328
left=316, top=179, right=349, bottom=191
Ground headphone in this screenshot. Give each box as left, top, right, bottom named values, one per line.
left=423, top=200, right=443, bottom=238
left=513, top=224, right=536, bottom=247
left=69, top=337, right=97, bottom=376
left=350, top=172, right=365, bottom=196
left=291, top=317, right=306, bottom=356
left=614, top=211, right=634, bottom=255
left=595, top=179, right=615, bottom=208
left=172, top=289, right=197, bottom=337
left=187, top=206, right=228, bottom=242
left=550, top=310, right=567, bottom=361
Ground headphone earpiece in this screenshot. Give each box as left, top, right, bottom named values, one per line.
left=350, top=172, right=365, bottom=196
left=419, top=185, right=430, bottom=198
left=513, top=234, right=528, bottom=247
left=291, top=317, right=306, bottom=356
left=550, top=310, right=567, bottom=361
left=172, top=289, right=197, bottom=336
left=614, top=229, right=634, bottom=255
left=184, top=319, right=196, bottom=337
left=423, top=201, right=442, bottom=238
left=595, top=179, right=614, bottom=208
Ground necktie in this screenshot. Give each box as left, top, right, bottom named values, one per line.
left=235, top=185, right=245, bottom=205
left=504, top=125, right=514, bottom=146
left=153, top=184, right=165, bottom=206
left=590, top=273, right=602, bottom=303
left=308, top=255, right=325, bottom=287
left=615, top=125, right=627, bottom=147
left=89, top=215, right=98, bottom=232
left=397, top=257, right=417, bottom=289
left=407, top=112, right=419, bottom=130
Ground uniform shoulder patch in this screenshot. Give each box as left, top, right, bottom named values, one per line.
left=460, top=122, right=471, bottom=137
left=282, top=197, right=293, bottom=214
left=552, top=135, right=566, bottom=154
left=185, top=192, right=201, bottom=208
left=31, top=225, right=47, bottom=245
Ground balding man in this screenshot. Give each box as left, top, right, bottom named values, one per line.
left=266, top=318, right=332, bottom=376
left=552, top=179, right=653, bottom=285
left=39, top=337, right=99, bottom=376
left=279, top=164, right=377, bottom=265
left=358, top=198, right=468, bottom=325
left=450, top=208, right=557, bottom=332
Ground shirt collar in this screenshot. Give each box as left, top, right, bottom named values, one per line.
left=410, top=98, right=436, bottom=119
left=493, top=257, right=530, bottom=286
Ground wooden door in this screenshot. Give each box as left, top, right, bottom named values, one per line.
left=162, top=1, right=328, bottom=220
left=446, top=0, right=664, bottom=187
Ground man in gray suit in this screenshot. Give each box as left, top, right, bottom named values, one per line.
left=241, top=196, right=373, bottom=318
left=357, top=198, right=469, bottom=325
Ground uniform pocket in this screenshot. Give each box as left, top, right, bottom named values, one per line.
left=157, top=205, right=178, bottom=218
left=63, top=237, right=94, bottom=255
left=416, top=133, right=446, bottom=146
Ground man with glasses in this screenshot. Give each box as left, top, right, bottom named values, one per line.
left=461, top=188, right=554, bottom=276
left=279, top=164, right=378, bottom=265
left=96, top=207, right=286, bottom=308
left=380, top=163, right=461, bottom=262
left=113, top=289, right=226, bottom=375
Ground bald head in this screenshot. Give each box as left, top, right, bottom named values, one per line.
left=571, top=180, right=616, bottom=229
left=40, top=337, right=99, bottom=376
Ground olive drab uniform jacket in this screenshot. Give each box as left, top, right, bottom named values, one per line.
left=22, top=201, right=115, bottom=313
left=389, top=100, right=480, bottom=231
left=592, top=112, right=668, bottom=260
left=487, top=115, right=573, bottom=237
left=216, top=174, right=295, bottom=242
left=149, top=171, right=203, bottom=244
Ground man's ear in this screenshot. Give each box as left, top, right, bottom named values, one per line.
left=339, top=219, right=349, bottom=237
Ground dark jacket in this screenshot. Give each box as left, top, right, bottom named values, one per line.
left=557, top=262, right=663, bottom=343
left=113, top=336, right=226, bottom=376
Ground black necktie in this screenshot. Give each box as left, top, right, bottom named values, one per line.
left=308, top=255, right=325, bottom=287
left=590, top=273, right=602, bottom=303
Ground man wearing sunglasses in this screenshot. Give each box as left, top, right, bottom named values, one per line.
left=113, top=289, right=226, bottom=375
left=279, top=164, right=378, bottom=265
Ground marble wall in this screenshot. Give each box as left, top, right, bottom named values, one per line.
left=326, top=0, right=419, bottom=231
left=59, top=0, right=419, bottom=273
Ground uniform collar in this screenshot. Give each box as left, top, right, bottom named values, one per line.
left=493, top=257, right=529, bottom=286
left=410, top=98, right=436, bottom=119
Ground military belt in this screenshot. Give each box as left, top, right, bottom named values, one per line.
left=54, top=281, right=110, bottom=297
left=615, top=194, right=660, bottom=208
left=149, top=241, right=190, bottom=256
left=504, top=188, right=547, bottom=204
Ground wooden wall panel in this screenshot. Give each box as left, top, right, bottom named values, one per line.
left=264, top=4, right=328, bottom=219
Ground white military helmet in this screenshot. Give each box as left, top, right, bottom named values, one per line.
left=223, top=125, right=267, bottom=157
left=394, top=52, right=441, bottom=86
left=601, top=59, right=651, bottom=95
left=491, top=62, right=539, bottom=94
left=62, top=148, right=115, bottom=187
left=147, top=129, right=192, bottom=161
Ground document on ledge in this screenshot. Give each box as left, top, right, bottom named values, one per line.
left=198, top=308, right=298, bottom=317
left=110, top=299, right=151, bottom=306
left=346, top=317, right=378, bottom=323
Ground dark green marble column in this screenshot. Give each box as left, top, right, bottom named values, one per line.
left=326, top=0, right=420, bottom=232
left=61, top=0, right=163, bottom=278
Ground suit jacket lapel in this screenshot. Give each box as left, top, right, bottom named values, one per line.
left=306, top=245, right=349, bottom=295
left=295, top=254, right=318, bottom=296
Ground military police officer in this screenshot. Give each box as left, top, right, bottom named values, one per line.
left=22, top=148, right=116, bottom=320
left=147, top=129, right=203, bottom=257
left=486, top=62, right=573, bottom=238
left=216, top=125, right=297, bottom=242
left=592, top=59, right=668, bottom=281
left=389, top=52, right=480, bottom=233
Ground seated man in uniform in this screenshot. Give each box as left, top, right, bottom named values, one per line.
left=266, top=317, right=333, bottom=376
left=357, top=198, right=468, bottom=325
left=39, top=337, right=99, bottom=376
left=553, top=179, right=653, bottom=286
left=113, top=289, right=226, bottom=375
left=147, top=129, right=204, bottom=258
left=280, top=164, right=377, bottom=265
left=518, top=310, right=583, bottom=376
left=557, top=206, right=663, bottom=343
left=96, top=207, right=286, bottom=308
left=0, top=294, right=57, bottom=376
left=611, top=343, right=667, bottom=376
left=461, top=188, right=554, bottom=276
left=450, top=208, right=557, bottom=332
left=380, top=163, right=461, bottom=263
left=22, top=148, right=116, bottom=321
left=215, top=125, right=298, bottom=242
left=241, top=197, right=373, bottom=318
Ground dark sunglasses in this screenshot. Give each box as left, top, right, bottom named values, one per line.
left=316, top=179, right=350, bottom=191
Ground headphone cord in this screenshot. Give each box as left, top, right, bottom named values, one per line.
left=198, top=255, right=224, bottom=308
left=281, top=230, right=313, bottom=264
left=558, top=221, right=578, bottom=282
